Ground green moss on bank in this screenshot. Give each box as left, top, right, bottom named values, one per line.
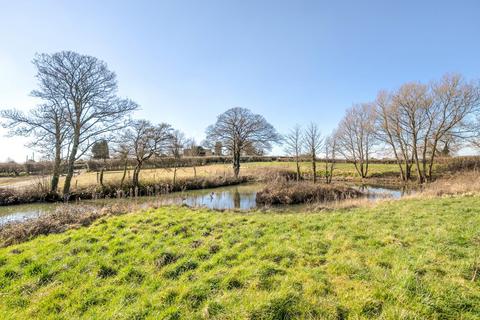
left=0, top=197, right=479, bottom=319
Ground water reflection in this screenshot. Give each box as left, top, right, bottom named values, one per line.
left=354, top=184, right=414, bottom=199
left=157, top=186, right=257, bottom=210
left=0, top=203, right=53, bottom=225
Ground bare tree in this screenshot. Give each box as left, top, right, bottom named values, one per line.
left=426, top=74, right=480, bottom=179
left=392, top=83, right=433, bottom=183
left=1, top=103, right=69, bottom=193
left=284, top=125, right=303, bottom=181
left=376, top=92, right=417, bottom=181
left=121, top=120, right=172, bottom=187
left=206, top=107, right=281, bottom=178
left=337, top=104, right=376, bottom=179
left=324, top=131, right=338, bottom=184
left=304, top=123, right=323, bottom=183
left=169, top=130, right=186, bottom=185
left=31, top=51, right=138, bottom=195
left=374, top=91, right=408, bottom=181
left=375, top=74, right=480, bottom=182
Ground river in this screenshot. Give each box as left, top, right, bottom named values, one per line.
left=0, top=183, right=413, bottom=225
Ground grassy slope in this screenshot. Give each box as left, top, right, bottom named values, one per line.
left=0, top=198, right=479, bottom=319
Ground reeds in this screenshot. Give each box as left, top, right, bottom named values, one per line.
left=0, top=184, right=60, bottom=205
left=418, top=170, right=480, bottom=197
left=256, top=180, right=363, bottom=205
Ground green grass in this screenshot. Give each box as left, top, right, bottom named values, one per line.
left=243, top=161, right=403, bottom=178
left=0, top=197, right=479, bottom=319
left=68, top=161, right=404, bottom=188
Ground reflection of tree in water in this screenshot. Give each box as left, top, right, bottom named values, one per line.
left=233, top=189, right=241, bottom=209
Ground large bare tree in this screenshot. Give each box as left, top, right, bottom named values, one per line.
left=32, top=51, right=138, bottom=195
left=427, top=74, right=480, bottom=179
left=375, top=74, right=480, bottom=182
left=304, top=123, right=323, bottom=183
left=1, top=103, right=69, bottom=193
left=337, top=103, right=376, bottom=179
left=206, top=107, right=280, bottom=178
left=121, top=120, right=172, bottom=187
left=284, top=125, right=303, bottom=181
left=392, top=83, right=433, bottom=183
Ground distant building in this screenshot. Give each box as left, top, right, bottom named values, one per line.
left=183, top=146, right=213, bottom=157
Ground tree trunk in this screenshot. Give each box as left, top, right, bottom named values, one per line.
left=132, top=162, right=142, bottom=187
left=405, top=161, right=412, bottom=181
left=427, top=139, right=440, bottom=181
left=364, top=156, right=369, bottom=179
left=120, top=159, right=128, bottom=187
left=50, top=140, right=61, bottom=193
left=63, top=131, right=79, bottom=196
left=233, top=150, right=240, bottom=179
left=412, top=135, right=423, bottom=184
left=173, top=166, right=177, bottom=185
left=312, top=152, right=317, bottom=183
left=398, top=163, right=405, bottom=181
left=99, top=168, right=105, bottom=188
left=296, top=156, right=301, bottom=181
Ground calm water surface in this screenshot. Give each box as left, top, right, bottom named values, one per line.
left=0, top=183, right=413, bottom=225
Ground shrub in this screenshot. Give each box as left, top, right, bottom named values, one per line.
left=256, top=181, right=363, bottom=205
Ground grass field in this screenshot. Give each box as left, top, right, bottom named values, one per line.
left=62, top=162, right=403, bottom=189
left=0, top=161, right=426, bottom=189
left=0, top=162, right=404, bottom=190
left=0, top=197, right=478, bottom=319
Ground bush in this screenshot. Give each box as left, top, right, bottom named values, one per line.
left=0, top=187, right=60, bottom=206
left=256, top=181, right=363, bottom=205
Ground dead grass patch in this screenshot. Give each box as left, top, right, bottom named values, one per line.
left=256, top=180, right=363, bottom=205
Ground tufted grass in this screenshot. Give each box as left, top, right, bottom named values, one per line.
left=0, top=196, right=479, bottom=319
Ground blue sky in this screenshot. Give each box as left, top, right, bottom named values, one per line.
left=1, top=0, right=480, bottom=161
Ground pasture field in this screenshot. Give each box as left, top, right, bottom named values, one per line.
left=0, top=196, right=478, bottom=319
left=0, top=161, right=404, bottom=190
